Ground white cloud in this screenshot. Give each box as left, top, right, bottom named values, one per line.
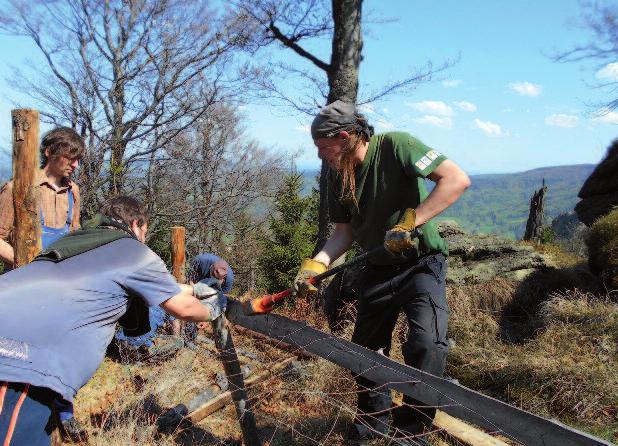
left=509, top=81, right=542, bottom=97
left=407, top=100, right=454, bottom=116
left=382, top=107, right=389, bottom=114
left=593, top=109, right=618, bottom=125
left=376, top=119, right=394, bottom=129
left=454, top=101, right=477, bottom=112
left=295, top=124, right=310, bottom=133
left=415, top=115, right=453, bottom=129
left=545, top=114, right=579, bottom=128
left=474, top=119, right=502, bottom=136
left=442, top=79, right=462, bottom=87
left=358, top=103, right=375, bottom=114
left=596, top=62, right=618, bottom=82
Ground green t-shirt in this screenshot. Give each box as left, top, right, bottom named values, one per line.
left=328, top=131, right=449, bottom=265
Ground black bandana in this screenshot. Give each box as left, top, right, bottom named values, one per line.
left=311, top=100, right=374, bottom=140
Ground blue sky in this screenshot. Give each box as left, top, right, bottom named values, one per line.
left=1, top=0, right=616, bottom=175
left=243, top=0, right=618, bottom=174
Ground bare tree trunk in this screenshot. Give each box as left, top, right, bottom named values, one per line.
left=314, top=0, right=363, bottom=256
left=326, top=0, right=362, bottom=104
left=11, top=109, right=41, bottom=268
left=313, top=162, right=333, bottom=256
left=523, top=182, right=547, bottom=242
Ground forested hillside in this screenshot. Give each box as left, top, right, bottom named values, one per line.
left=0, top=163, right=596, bottom=240
left=302, top=164, right=595, bottom=239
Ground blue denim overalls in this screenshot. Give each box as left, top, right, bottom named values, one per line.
left=40, top=189, right=74, bottom=248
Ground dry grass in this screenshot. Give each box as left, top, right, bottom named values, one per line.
left=73, top=255, right=617, bottom=445
left=447, top=286, right=618, bottom=442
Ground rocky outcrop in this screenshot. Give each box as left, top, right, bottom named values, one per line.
left=550, top=212, right=588, bottom=257
left=437, top=220, right=553, bottom=285
left=323, top=220, right=556, bottom=331
left=575, top=139, right=618, bottom=226
left=551, top=212, right=584, bottom=239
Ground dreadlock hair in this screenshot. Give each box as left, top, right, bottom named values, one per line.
left=337, top=114, right=372, bottom=209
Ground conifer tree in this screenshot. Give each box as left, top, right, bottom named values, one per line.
left=259, top=173, right=318, bottom=293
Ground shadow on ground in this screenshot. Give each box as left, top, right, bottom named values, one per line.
left=499, top=263, right=602, bottom=343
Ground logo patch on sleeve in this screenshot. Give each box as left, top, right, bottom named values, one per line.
left=415, top=159, right=428, bottom=170
left=420, top=155, right=432, bottom=165
left=426, top=150, right=441, bottom=160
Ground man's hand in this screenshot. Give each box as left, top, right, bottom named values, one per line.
left=293, top=258, right=327, bottom=298
left=193, top=281, right=220, bottom=299
left=201, top=293, right=227, bottom=321
left=384, top=208, right=417, bottom=254
left=193, top=280, right=227, bottom=320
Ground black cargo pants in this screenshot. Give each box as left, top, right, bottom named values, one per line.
left=350, top=253, right=449, bottom=438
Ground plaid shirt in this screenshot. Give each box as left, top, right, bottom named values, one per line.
left=0, top=169, right=80, bottom=244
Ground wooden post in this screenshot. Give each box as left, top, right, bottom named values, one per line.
left=169, top=226, right=259, bottom=443
left=170, top=226, right=186, bottom=335
left=11, top=109, right=41, bottom=268
left=211, top=316, right=261, bottom=446
left=170, top=226, right=186, bottom=283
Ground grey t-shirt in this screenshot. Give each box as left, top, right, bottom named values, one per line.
left=0, top=238, right=181, bottom=401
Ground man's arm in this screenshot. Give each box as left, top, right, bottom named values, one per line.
left=70, top=184, right=81, bottom=230
left=313, top=223, right=354, bottom=267
left=160, top=284, right=213, bottom=322
left=0, top=182, right=15, bottom=266
left=415, top=159, right=471, bottom=226
left=0, top=239, right=14, bottom=267
left=222, top=267, right=234, bottom=293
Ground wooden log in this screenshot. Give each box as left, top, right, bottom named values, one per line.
left=188, top=357, right=296, bottom=423
left=11, top=109, right=40, bottom=268
left=226, top=300, right=613, bottom=446
left=170, top=226, right=186, bottom=283
left=211, top=316, right=261, bottom=446
left=433, top=411, right=510, bottom=446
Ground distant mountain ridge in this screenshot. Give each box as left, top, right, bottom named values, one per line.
left=1, top=163, right=594, bottom=240
left=301, top=164, right=596, bottom=239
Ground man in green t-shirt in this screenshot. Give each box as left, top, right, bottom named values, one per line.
left=292, top=101, right=470, bottom=445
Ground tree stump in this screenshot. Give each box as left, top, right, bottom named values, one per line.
left=523, top=182, right=547, bottom=242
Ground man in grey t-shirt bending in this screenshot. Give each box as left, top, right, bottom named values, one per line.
left=0, top=195, right=225, bottom=446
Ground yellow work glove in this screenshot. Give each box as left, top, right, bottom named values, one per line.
left=384, top=208, right=417, bottom=254
left=292, top=258, right=327, bottom=298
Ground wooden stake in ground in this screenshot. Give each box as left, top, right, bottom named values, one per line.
left=11, top=109, right=41, bottom=268
left=170, top=226, right=187, bottom=335
left=170, top=226, right=186, bottom=282
left=169, top=226, right=260, bottom=444
left=211, top=316, right=261, bottom=446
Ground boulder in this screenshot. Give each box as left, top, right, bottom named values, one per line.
left=437, top=220, right=553, bottom=285
left=575, top=139, right=618, bottom=226
left=586, top=208, right=618, bottom=290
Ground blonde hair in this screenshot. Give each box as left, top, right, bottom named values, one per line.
left=337, top=132, right=367, bottom=209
